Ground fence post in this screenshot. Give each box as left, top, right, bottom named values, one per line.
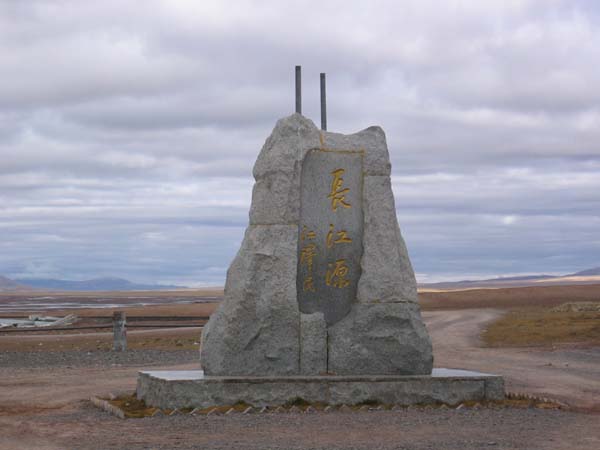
left=113, top=311, right=127, bottom=351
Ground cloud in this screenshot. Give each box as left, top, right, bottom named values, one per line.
left=0, top=0, right=599, bottom=284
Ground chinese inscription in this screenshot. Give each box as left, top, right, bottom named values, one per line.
left=328, top=168, right=351, bottom=211
left=297, top=149, right=363, bottom=325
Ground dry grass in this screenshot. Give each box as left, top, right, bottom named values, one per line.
left=0, top=327, right=201, bottom=352
left=4, top=284, right=600, bottom=350
left=108, top=394, right=160, bottom=418
left=421, top=285, right=600, bottom=348
left=482, top=309, right=600, bottom=348
left=104, top=394, right=564, bottom=419
left=126, top=332, right=200, bottom=351
left=57, top=301, right=219, bottom=318
left=419, top=284, right=600, bottom=311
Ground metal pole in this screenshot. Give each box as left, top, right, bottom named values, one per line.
left=295, top=65, right=302, bottom=114
left=320, top=72, right=327, bottom=130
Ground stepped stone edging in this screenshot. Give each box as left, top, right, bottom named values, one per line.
left=136, top=369, right=504, bottom=411
left=92, top=390, right=567, bottom=419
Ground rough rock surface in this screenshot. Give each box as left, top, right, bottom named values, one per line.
left=201, top=113, right=433, bottom=376
left=357, top=176, right=418, bottom=304
left=300, top=313, right=327, bottom=375
left=200, top=225, right=300, bottom=376
left=328, top=303, right=433, bottom=375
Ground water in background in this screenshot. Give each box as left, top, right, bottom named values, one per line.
left=0, top=295, right=220, bottom=313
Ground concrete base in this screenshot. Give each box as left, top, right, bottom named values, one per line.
left=137, top=369, right=504, bottom=410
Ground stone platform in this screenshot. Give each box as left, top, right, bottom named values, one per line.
left=137, top=369, right=504, bottom=410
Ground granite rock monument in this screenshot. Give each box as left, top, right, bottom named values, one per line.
left=200, top=113, right=433, bottom=376
left=137, top=113, right=504, bottom=410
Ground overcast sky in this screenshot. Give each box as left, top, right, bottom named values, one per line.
left=1, top=0, right=599, bottom=286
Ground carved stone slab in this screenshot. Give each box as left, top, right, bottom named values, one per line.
left=297, top=150, right=363, bottom=325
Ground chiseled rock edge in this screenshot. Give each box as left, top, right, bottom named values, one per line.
left=328, top=303, right=432, bottom=375
left=300, top=312, right=327, bottom=375
left=200, top=224, right=300, bottom=376
left=200, top=113, right=432, bottom=376
left=357, top=175, right=417, bottom=304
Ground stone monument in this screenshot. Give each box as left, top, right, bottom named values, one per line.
left=137, top=113, right=504, bottom=409
left=200, top=113, right=432, bottom=377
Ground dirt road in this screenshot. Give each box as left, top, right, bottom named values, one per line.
left=424, top=309, right=600, bottom=411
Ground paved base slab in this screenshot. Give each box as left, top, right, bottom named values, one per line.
left=137, top=369, right=504, bottom=410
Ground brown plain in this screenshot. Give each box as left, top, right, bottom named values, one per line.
left=419, top=283, right=600, bottom=310
left=1, top=284, right=599, bottom=449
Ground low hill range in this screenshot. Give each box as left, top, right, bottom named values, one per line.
left=0, top=276, right=30, bottom=292
left=1, top=267, right=599, bottom=292
left=0, top=276, right=184, bottom=292
left=572, top=267, right=600, bottom=276
left=420, top=267, right=600, bottom=290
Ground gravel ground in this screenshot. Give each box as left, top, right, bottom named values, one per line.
left=16, top=402, right=598, bottom=450
left=0, top=349, right=197, bottom=369
left=1, top=310, right=599, bottom=450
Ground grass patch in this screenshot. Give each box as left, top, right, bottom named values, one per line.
left=356, top=399, right=380, bottom=406
left=129, top=335, right=199, bottom=351
left=102, top=394, right=565, bottom=418
left=108, top=394, right=158, bottom=418
left=284, top=397, right=311, bottom=407
left=482, top=309, right=600, bottom=347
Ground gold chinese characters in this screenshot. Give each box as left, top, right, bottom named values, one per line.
left=326, top=224, right=352, bottom=248
left=299, top=166, right=356, bottom=293
left=300, top=226, right=317, bottom=292
left=328, top=168, right=351, bottom=211
left=326, top=259, right=350, bottom=288
left=325, top=168, right=353, bottom=289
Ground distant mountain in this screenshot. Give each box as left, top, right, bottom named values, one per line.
left=474, top=274, right=556, bottom=282
left=570, top=267, right=600, bottom=276
left=420, top=266, right=600, bottom=290
left=14, top=276, right=184, bottom=291
left=0, top=275, right=30, bottom=292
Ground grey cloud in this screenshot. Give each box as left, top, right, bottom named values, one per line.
left=0, top=0, right=599, bottom=284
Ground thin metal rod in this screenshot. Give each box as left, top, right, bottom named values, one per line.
left=320, top=72, right=327, bottom=130
left=295, top=65, right=302, bottom=114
